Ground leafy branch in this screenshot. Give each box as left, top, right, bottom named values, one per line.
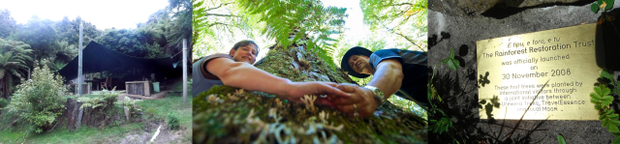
left=428, top=47, right=458, bottom=134
left=236, top=0, right=346, bottom=69
left=193, top=0, right=246, bottom=50
left=441, top=48, right=460, bottom=71
left=591, top=0, right=615, bottom=13
left=361, top=0, right=427, bottom=52
left=590, top=70, right=620, bottom=143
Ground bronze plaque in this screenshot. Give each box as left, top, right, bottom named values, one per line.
left=477, top=23, right=601, bottom=120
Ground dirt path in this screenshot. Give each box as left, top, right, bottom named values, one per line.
left=112, top=91, right=188, bottom=144
left=116, top=121, right=186, bottom=144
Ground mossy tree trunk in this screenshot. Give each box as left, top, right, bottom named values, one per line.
left=253, top=45, right=355, bottom=85
left=193, top=44, right=428, bottom=143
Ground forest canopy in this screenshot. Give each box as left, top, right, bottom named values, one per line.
left=0, top=0, right=192, bottom=99
left=192, top=0, right=426, bottom=60
left=192, top=0, right=427, bottom=85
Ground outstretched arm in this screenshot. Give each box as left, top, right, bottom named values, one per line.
left=203, top=57, right=350, bottom=105
left=332, top=59, right=404, bottom=118
left=366, top=59, right=404, bottom=99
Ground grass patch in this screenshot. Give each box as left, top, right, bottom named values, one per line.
left=0, top=123, right=144, bottom=143
left=63, top=93, right=116, bottom=101
left=139, top=93, right=192, bottom=142
left=0, top=79, right=192, bottom=143
left=169, top=78, right=191, bottom=93
left=140, top=94, right=192, bottom=127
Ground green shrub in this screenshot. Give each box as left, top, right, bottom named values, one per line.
left=115, top=96, right=142, bottom=119
left=0, top=98, right=8, bottom=109
left=5, top=63, right=67, bottom=134
left=167, top=114, right=180, bottom=130
left=79, top=88, right=121, bottom=111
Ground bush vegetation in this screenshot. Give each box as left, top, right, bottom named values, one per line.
left=167, top=114, right=180, bottom=130
left=4, top=63, right=67, bottom=134
left=0, top=98, right=8, bottom=109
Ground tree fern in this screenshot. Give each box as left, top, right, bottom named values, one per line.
left=0, top=39, right=33, bottom=99
left=235, top=0, right=347, bottom=69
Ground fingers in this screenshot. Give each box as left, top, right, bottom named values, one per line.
left=336, top=104, right=368, bottom=118
left=335, top=104, right=355, bottom=114
left=332, top=96, right=356, bottom=105
left=335, top=83, right=359, bottom=93
left=322, top=82, right=338, bottom=87
left=315, top=98, right=335, bottom=108
left=321, top=84, right=351, bottom=99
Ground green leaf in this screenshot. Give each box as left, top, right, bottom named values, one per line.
left=611, top=131, right=620, bottom=137
left=614, top=136, right=620, bottom=144
left=605, top=0, right=614, bottom=10
left=610, top=114, right=620, bottom=120
left=558, top=134, right=567, bottom=144
left=596, top=104, right=603, bottom=110
left=592, top=3, right=600, bottom=13
left=595, top=86, right=603, bottom=95
left=608, top=109, right=617, bottom=116
left=595, top=85, right=612, bottom=100
left=604, top=118, right=612, bottom=127
left=608, top=123, right=620, bottom=132
left=602, top=114, right=608, bottom=120
left=612, top=120, right=620, bottom=126
left=601, top=70, right=614, bottom=81
left=604, top=95, right=615, bottom=101
left=449, top=48, right=455, bottom=59
left=591, top=92, right=602, bottom=100
left=603, top=86, right=612, bottom=96
left=452, top=59, right=460, bottom=68
left=447, top=59, right=459, bottom=70
left=603, top=96, right=614, bottom=106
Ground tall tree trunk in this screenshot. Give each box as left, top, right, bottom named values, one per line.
left=1, top=77, right=10, bottom=100
left=254, top=45, right=356, bottom=85
left=192, top=44, right=427, bottom=143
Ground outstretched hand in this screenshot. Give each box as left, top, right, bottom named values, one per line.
left=283, top=81, right=351, bottom=107
left=331, top=83, right=380, bottom=118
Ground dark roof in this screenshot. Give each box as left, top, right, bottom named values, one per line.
left=58, top=41, right=182, bottom=81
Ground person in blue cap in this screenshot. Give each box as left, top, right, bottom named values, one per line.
left=332, top=46, right=428, bottom=118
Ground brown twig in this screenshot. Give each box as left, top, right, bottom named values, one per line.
left=205, top=2, right=233, bottom=12
left=48, top=120, right=59, bottom=132
left=503, top=79, right=550, bottom=141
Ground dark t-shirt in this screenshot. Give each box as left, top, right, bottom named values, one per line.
left=192, top=53, right=232, bottom=96
left=368, top=49, right=428, bottom=105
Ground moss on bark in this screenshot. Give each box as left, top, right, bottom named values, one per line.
left=193, top=46, right=427, bottom=143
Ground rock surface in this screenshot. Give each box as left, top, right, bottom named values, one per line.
left=428, top=0, right=619, bottom=143
left=429, top=0, right=594, bottom=17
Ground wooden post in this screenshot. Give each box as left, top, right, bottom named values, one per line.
left=77, top=22, right=84, bottom=128
left=144, top=81, right=151, bottom=96
left=183, top=39, right=188, bottom=102
left=77, top=23, right=83, bottom=96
